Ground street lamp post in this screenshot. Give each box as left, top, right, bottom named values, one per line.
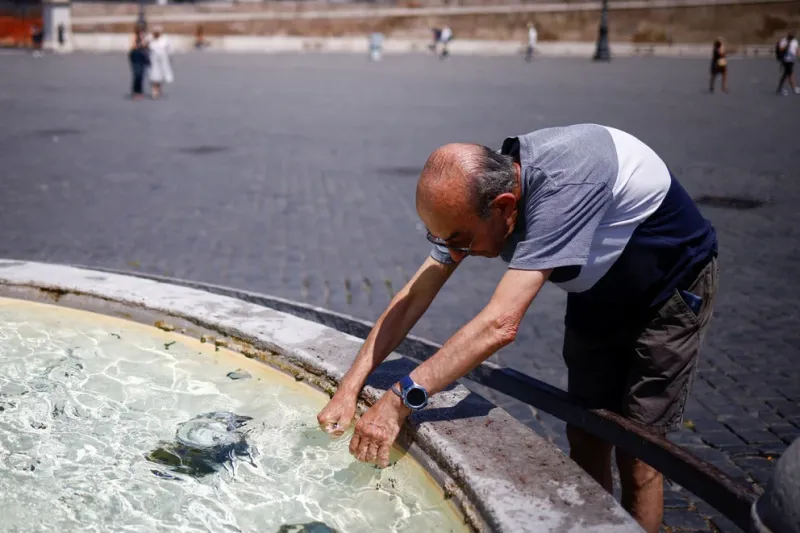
left=593, top=0, right=611, bottom=61
left=137, top=0, right=147, bottom=32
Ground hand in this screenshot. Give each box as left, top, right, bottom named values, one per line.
left=349, top=390, right=411, bottom=468
left=317, top=391, right=358, bottom=438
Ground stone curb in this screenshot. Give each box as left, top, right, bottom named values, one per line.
left=0, top=259, right=642, bottom=533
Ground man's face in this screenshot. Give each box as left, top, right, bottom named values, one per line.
left=420, top=195, right=517, bottom=263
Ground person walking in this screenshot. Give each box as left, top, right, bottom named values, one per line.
left=317, top=124, right=718, bottom=533
left=128, top=27, right=150, bottom=100
left=148, top=26, right=174, bottom=100
left=429, top=28, right=442, bottom=54
left=709, top=38, right=728, bottom=93
left=526, top=23, right=538, bottom=62
left=368, top=32, right=384, bottom=62
left=30, top=24, right=44, bottom=58
left=777, top=32, right=799, bottom=95
left=439, top=25, right=452, bottom=59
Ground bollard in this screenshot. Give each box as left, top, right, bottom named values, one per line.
left=751, top=436, right=800, bottom=533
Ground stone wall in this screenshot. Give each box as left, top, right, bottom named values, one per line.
left=71, top=1, right=800, bottom=45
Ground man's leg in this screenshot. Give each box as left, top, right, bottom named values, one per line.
left=616, top=449, right=663, bottom=533
left=563, top=327, right=627, bottom=493
left=621, top=256, right=718, bottom=532
left=778, top=64, right=789, bottom=93
left=567, top=424, right=613, bottom=492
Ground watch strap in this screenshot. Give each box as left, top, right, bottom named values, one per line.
left=399, top=375, right=415, bottom=391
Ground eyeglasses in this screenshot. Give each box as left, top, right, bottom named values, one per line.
left=425, top=231, right=475, bottom=255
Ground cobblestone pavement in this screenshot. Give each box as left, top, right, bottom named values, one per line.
left=2, top=51, right=799, bottom=532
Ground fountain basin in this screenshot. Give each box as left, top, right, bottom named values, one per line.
left=0, top=260, right=642, bottom=532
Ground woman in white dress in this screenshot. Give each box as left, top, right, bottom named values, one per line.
left=148, top=26, right=174, bottom=99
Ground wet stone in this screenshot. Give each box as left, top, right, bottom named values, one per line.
left=226, top=369, right=252, bottom=381
left=146, top=411, right=254, bottom=479
left=277, top=522, right=339, bottom=533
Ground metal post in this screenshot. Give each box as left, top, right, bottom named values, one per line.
left=593, top=0, right=611, bottom=61
left=137, top=0, right=147, bottom=32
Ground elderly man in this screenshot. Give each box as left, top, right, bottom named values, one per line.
left=317, top=124, right=718, bottom=533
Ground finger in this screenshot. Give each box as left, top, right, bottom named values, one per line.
left=332, top=417, right=351, bottom=438
left=365, top=442, right=379, bottom=464
left=377, top=444, right=391, bottom=469
left=318, top=415, right=334, bottom=433
left=330, top=422, right=346, bottom=438
left=349, top=434, right=361, bottom=457
left=356, top=439, right=371, bottom=463
left=321, top=420, right=344, bottom=438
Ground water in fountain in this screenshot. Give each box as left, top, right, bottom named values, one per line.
left=0, top=297, right=467, bottom=533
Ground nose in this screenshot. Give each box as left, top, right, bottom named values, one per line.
left=449, top=250, right=467, bottom=262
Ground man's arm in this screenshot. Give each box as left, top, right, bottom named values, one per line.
left=317, top=256, right=458, bottom=436
left=349, top=267, right=550, bottom=467
left=409, top=267, right=550, bottom=395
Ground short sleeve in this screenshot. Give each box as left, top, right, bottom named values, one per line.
left=430, top=244, right=455, bottom=264
left=508, top=181, right=612, bottom=271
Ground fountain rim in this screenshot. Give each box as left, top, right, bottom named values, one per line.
left=0, top=259, right=642, bottom=533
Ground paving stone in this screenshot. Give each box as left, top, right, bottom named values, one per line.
left=691, top=499, right=746, bottom=533
left=662, top=508, right=711, bottom=531
left=730, top=429, right=785, bottom=445
left=756, top=441, right=789, bottom=458
left=700, top=431, right=747, bottom=449
left=753, top=408, right=791, bottom=426
left=768, top=423, right=800, bottom=444
left=766, top=399, right=799, bottom=419
left=662, top=490, right=690, bottom=509
left=732, top=456, right=776, bottom=486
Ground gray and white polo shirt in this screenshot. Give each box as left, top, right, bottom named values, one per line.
left=430, top=124, right=717, bottom=331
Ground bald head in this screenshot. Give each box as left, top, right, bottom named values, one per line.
left=417, top=142, right=517, bottom=220
left=416, top=143, right=484, bottom=217
left=416, top=142, right=519, bottom=259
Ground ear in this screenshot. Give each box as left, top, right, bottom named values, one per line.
left=492, top=193, right=518, bottom=218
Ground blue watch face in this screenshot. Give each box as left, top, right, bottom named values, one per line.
left=405, top=387, right=427, bottom=409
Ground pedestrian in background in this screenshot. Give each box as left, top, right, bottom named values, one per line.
left=526, top=22, right=538, bottom=62
left=148, top=26, right=174, bottom=100
left=709, top=38, right=728, bottom=93
left=429, top=28, right=441, bottom=54
left=776, top=32, right=799, bottom=96
left=439, top=25, right=452, bottom=59
left=30, top=24, right=43, bottom=58
left=129, top=27, right=150, bottom=100
left=369, top=32, right=384, bottom=62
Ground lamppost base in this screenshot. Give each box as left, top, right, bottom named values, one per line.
left=593, top=49, right=611, bottom=61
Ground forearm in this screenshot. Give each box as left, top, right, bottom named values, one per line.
left=408, top=268, right=550, bottom=397
left=336, top=258, right=457, bottom=396
left=337, top=291, right=422, bottom=395
left=409, top=309, right=513, bottom=396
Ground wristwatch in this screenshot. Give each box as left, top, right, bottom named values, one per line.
left=391, top=375, right=429, bottom=411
